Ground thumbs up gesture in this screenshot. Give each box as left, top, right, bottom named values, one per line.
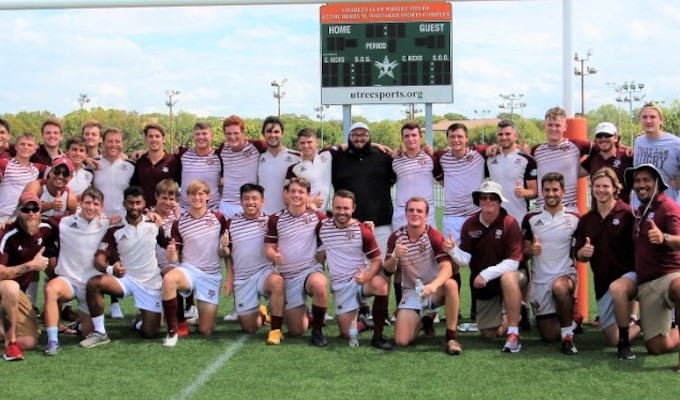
left=52, top=191, right=63, bottom=211
left=166, top=238, right=178, bottom=262
left=442, top=233, right=456, bottom=252
left=394, top=237, right=408, bottom=259
left=28, top=247, right=48, bottom=271
left=532, top=235, right=542, bottom=256
left=647, top=220, right=664, bottom=245
left=220, top=230, right=231, bottom=256
left=579, top=237, right=594, bottom=259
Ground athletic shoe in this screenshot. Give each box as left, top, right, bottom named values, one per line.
left=519, top=303, right=531, bottom=331
left=561, top=335, right=577, bottom=355
left=445, top=339, right=462, bottom=355
left=267, top=329, right=283, bottom=345
left=389, top=314, right=397, bottom=323
left=177, top=321, right=190, bottom=337
left=458, top=322, right=470, bottom=332
left=370, top=335, right=394, bottom=351
left=324, top=313, right=334, bottom=321
left=79, top=332, right=110, bottom=348
left=163, top=332, right=178, bottom=348
left=433, top=314, right=441, bottom=324
left=259, top=305, right=271, bottom=326
left=573, top=312, right=584, bottom=334
left=110, top=302, right=124, bottom=319
left=358, top=312, right=374, bottom=330
left=44, top=340, right=60, bottom=356
left=616, top=344, right=636, bottom=360
left=3, top=342, right=24, bottom=361
left=223, top=308, right=238, bottom=322
left=502, top=334, right=522, bottom=353
left=311, top=330, right=328, bottom=347
left=184, top=305, right=198, bottom=320
left=131, top=313, right=143, bottom=331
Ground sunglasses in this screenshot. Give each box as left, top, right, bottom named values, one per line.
left=350, top=132, right=370, bottom=138
left=595, top=134, right=614, bottom=139
left=52, top=168, right=71, bottom=178
left=478, top=194, right=498, bottom=201
left=20, top=206, right=41, bottom=214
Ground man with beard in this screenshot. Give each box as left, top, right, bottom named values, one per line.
left=623, top=164, right=680, bottom=370
left=258, top=116, right=300, bottom=215
left=0, top=193, right=52, bottom=361
left=79, top=186, right=163, bottom=348
left=23, top=157, right=78, bottom=218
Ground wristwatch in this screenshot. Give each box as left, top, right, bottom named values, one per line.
left=663, top=233, right=670, bottom=245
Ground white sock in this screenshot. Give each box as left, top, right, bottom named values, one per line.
left=135, top=320, right=143, bottom=331
left=507, top=326, right=519, bottom=336
left=46, top=326, right=59, bottom=342
left=92, top=315, right=106, bottom=334
left=27, top=281, right=39, bottom=307
left=560, top=326, right=573, bottom=339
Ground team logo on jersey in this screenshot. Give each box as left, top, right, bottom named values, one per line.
left=121, top=164, right=129, bottom=171
left=301, top=166, right=308, bottom=172
left=419, top=158, right=427, bottom=166
left=464, top=154, right=475, bottom=163
left=244, top=149, right=254, bottom=158
left=513, top=158, right=522, bottom=165
left=17, top=245, right=23, bottom=251
left=303, top=215, right=315, bottom=224
left=37, top=238, right=43, bottom=245
left=419, top=243, right=427, bottom=253
left=490, top=159, right=499, bottom=164
left=285, top=156, right=295, bottom=163
left=147, top=227, right=155, bottom=235
left=530, top=169, right=538, bottom=177
left=345, top=231, right=357, bottom=240
left=534, top=219, right=544, bottom=227
left=320, top=154, right=328, bottom=163
left=119, top=234, right=129, bottom=242
left=99, top=242, right=109, bottom=251
left=647, top=212, right=655, bottom=221
left=162, top=167, right=169, bottom=173
left=612, top=160, right=621, bottom=169
left=612, top=218, right=620, bottom=226
left=206, top=158, right=217, bottom=166
left=495, top=229, right=503, bottom=239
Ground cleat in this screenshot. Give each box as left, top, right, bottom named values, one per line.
left=267, top=329, right=283, bottom=345
left=110, top=302, right=124, bottom=319
left=370, top=335, right=393, bottom=351
left=561, top=335, right=578, bottom=355
left=223, top=309, right=238, bottom=322
left=163, top=332, right=178, bottom=348
left=79, top=332, right=110, bottom=348
left=184, top=305, right=198, bottom=320
left=259, top=305, right=271, bottom=326
left=616, top=344, right=636, bottom=360
left=3, top=342, right=24, bottom=361
left=502, top=334, right=522, bottom=353
left=177, top=321, right=190, bottom=337
left=311, top=330, right=327, bottom=347
left=44, top=340, right=60, bottom=356
left=445, top=339, right=463, bottom=355
left=358, top=312, right=374, bottom=330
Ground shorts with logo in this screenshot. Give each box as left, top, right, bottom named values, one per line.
left=234, top=267, right=276, bottom=315
left=284, top=263, right=323, bottom=310
left=115, top=275, right=162, bottom=313
left=530, top=271, right=577, bottom=317
left=177, top=262, right=222, bottom=306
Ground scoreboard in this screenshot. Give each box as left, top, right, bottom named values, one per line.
left=320, top=2, right=453, bottom=105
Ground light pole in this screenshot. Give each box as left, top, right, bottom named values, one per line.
left=314, top=104, right=329, bottom=147
left=77, top=93, right=90, bottom=110
left=574, top=50, right=597, bottom=117
left=615, top=81, right=645, bottom=145
left=474, top=108, right=491, bottom=143
left=499, top=93, right=525, bottom=120
left=165, top=89, right=180, bottom=149
left=402, top=104, right=422, bottom=120
left=271, top=78, right=287, bottom=117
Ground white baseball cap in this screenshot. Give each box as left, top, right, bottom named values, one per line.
left=349, top=122, right=370, bottom=133
left=594, top=122, right=617, bottom=136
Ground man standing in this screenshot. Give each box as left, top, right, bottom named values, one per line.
left=177, top=122, right=223, bottom=212
left=522, top=173, right=580, bottom=354
left=623, top=164, right=680, bottom=368
left=258, top=116, right=300, bottom=215
left=581, top=122, right=633, bottom=204
left=31, top=118, right=65, bottom=165
left=264, top=177, right=329, bottom=347
left=82, top=120, right=103, bottom=158
left=131, top=123, right=181, bottom=208
left=222, top=183, right=285, bottom=345
left=0, top=134, right=46, bottom=222
left=445, top=181, right=525, bottom=353
left=65, top=136, right=94, bottom=197
left=0, top=193, right=52, bottom=360
left=384, top=197, right=462, bottom=355
left=287, top=128, right=334, bottom=211
left=93, top=128, right=135, bottom=219
left=573, top=167, right=639, bottom=359
left=160, top=180, right=228, bottom=347
left=79, top=186, right=163, bottom=348
left=0, top=118, right=11, bottom=160
left=317, top=190, right=392, bottom=350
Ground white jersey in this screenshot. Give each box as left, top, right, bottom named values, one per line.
left=264, top=209, right=325, bottom=280
left=317, top=219, right=380, bottom=285
left=385, top=225, right=451, bottom=289
left=634, top=132, right=680, bottom=201
left=0, top=159, right=44, bottom=219
left=67, top=167, right=94, bottom=196
left=288, top=150, right=333, bottom=211
left=227, top=212, right=272, bottom=281
left=436, top=148, right=485, bottom=217
left=257, top=148, right=300, bottom=215
left=486, top=150, right=538, bottom=223
left=179, top=148, right=222, bottom=211
left=532, top=139, right=591, bottom=209
left=392, top=150, right=437, bottom=207
left=219, top=141, right=262, bottom=205
left=93, top=157, right=134, bottom=218
left=521, top=208, right=579, bottom=284
left=54, top=213, right=110, bottom=286
left=171, top=210, right=227, bottom=275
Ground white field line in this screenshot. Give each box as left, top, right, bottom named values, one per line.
left=173, top=334, right=249, bottom=400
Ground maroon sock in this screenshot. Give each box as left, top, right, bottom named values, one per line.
left=446, top=329, right=457, bottom=341
left=163, top=298, right=179, bottom=333
left=271, top=316, right=283, bottom=330
left=311, top=305, right=326, bottom=332
left=393, top=282, right=402, bottom=306
left=176, top=294, right=186, bottom=323
left=372, top=295, right=388, bottom=337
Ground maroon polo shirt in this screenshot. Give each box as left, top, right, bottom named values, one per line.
left=30, top=144, right=63, bottom=166
left=581, top=147, right=633, bottom=204
left=573, top=199, right=635, bottom=299
left=459, top=208, right=523, bottom=300
left=131, top=152, right=181, bottom=207
left=0, top=222, right=56, bottom=291
left=633, top=193, right=680, bottom=284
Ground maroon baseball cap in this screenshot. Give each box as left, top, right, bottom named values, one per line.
left=18, top=193, right=41, bottom=207
left=52, top=157, right=74, bottom=172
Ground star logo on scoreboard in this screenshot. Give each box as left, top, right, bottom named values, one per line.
left=374, top=55, right=399, bottom=79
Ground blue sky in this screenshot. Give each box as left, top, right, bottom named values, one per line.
left=1, top=0, right=678, bottom=122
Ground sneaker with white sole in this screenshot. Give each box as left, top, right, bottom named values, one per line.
left=184, top=305, right=198, bottom=320
left=110, top=303, right=124, bottom=319
left=223, top=309, right=238, bottom=322
left=163, top=332, right=178, bottom=348
left=502, top=334, right=522, bottom=353
left=79, top=332, right=110, bottom=348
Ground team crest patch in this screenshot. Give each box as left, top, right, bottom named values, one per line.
left=612, top=218, right=620, bottom=226
left=495, top=229, right=502, bottom=239
left=647, top=212, right=655, bottom=221
left=162, top=167, right=169, bottom=173
left=612, top=160, right=621, bottom=169
left=99, top=243, right=109, bottom=251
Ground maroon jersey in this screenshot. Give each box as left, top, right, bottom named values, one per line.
left=131, top=152, right=181, bottom=207
left=573, top=199, right=635, bottom=299
left=581, top=148, right=633, bottom=204
left=634, top=193, right=680, bottom=284
left=459, top=209, right=523, bottom=299
left=0, top=222, right=55, bottom=290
